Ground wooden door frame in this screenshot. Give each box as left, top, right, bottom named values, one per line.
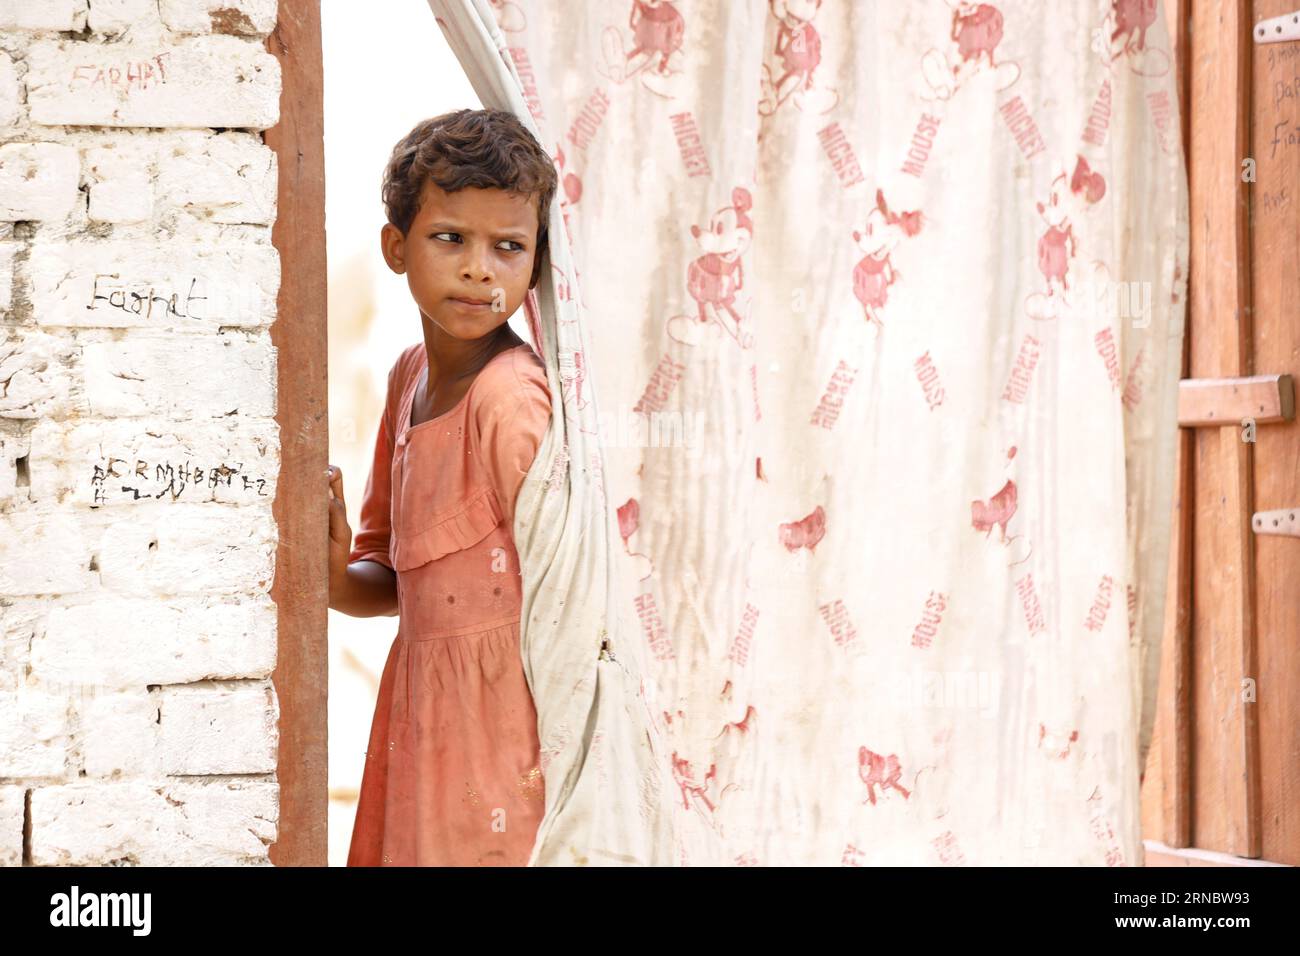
left=264, top=0, right=328, bottom=867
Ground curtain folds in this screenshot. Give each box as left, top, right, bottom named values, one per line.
left=429, top=0, right=1187, bottom=867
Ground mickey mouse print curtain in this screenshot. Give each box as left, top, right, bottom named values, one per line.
left=430, top=0, right=1187, bottom=867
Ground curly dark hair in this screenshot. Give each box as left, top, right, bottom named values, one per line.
left=381, top=108, right=558, bottom=290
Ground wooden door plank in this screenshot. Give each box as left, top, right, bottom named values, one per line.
left=1187, top=0, right=1258, bottom=858
left=1177, top=373, right=1295, bottom=426
left=1166, top=420, right=1194, bottom=848
left=1250, top=0, right=1300, bottom=866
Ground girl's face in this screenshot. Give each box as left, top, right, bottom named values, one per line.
left=381, top=180, right=539, bottom=342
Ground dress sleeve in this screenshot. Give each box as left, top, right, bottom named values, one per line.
left=474, top=359, right=553, bottom=530
left=347, top=355, right=404, bottom=571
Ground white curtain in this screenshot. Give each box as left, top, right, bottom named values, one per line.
left=430, top=0, right=1187, bottom=866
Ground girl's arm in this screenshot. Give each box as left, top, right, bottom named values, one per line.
left=330, top=559, right=398, bottom=617
left=329, top=352, right=406, bottom=618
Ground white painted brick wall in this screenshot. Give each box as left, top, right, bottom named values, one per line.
left=87, top=0, right=163, bottom=40
left=79, top=681, right=278, bottom=777
left=160, top=0, right=277, bottom=38
left=27, top=418, right=280, bottom=505
left=0, top=242, right=14, bottom=312
left=0, top=2, right=86, bottom=34
left=35, top=597, right=277, bottom=686
left=30, top=240, right=279, bottom=327
left=0, top=690, right=69, bottom=776
left=0, top=143, right=80, bottom=220
left=26, top=37, right=280, bottom=129
left=0, top=786, right=22, bottom=864
left=0, top=5, right=283, bottom=866
left=30, top=780, right=278, bottom=865
left=0, top=52, right=19, bottom=128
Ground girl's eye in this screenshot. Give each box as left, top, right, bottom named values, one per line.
left=432, top=233, right=524, bottom=253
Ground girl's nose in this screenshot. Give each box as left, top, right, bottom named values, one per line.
left=461, top=248, right=493, bottom=281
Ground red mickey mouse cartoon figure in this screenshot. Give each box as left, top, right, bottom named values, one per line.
left=668, top=186, right=755, bottom=350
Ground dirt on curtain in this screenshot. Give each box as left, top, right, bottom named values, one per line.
left=430, top=0, right=1187, bottom=866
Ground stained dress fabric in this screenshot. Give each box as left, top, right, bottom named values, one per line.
left=346, top=342, right=553, bottom=867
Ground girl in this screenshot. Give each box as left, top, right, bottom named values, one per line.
left=327, top=109, right=557, bottom=867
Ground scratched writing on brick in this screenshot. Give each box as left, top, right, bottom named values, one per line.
left=88, top=274, right=207, bottom=321
left=70, top=53, right=171, bottom=92
left=91, top=458, right=270, bottom=505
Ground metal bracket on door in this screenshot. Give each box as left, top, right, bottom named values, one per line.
left=1255, top=11, right=1300, bottom=42
left=1253, top=509, right=1299, bottom=537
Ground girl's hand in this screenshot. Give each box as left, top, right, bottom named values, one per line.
left=327, top=464, right=352, bottom=586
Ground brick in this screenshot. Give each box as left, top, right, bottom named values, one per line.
left=0, top=334, right=78, bottom=420
left=0, top=511, right=94, bottom=596
left=30, top=780, right=278, bottom=865
left=160, top=0, right=276, bottom=37
left=0, top=600, right=41, bottom=693
left=27, top=417, right=279, bottom=507
left=156, top=131, right=277, bottom=224
left=0, top=52, right=19, bottom=128
left=29, top=240, right=279, bottom=329
left=78, top=685, right=278, bottom=778
left=80, top=691, right=156, bottom=777
left=0, top=0, right=85, bottom=32
left=0, top=786, right=23, bottom=866
left=87, top=0, right=162, bottom=38
left=0, top=143, right=81, bottom=222
left=0, top=690, right=69, bottom=777
left=85, top=140, right=155, bottom=223
left=0, top=242, right=15, bottom=314
left=26, top=36, right=281, bottom=130
left=80, top=335, right=276, bottom=418
left=35, top=596, right=276, bottom=688
left=156, top=681, right=277, bottom=774
left=96, top=504, right=276, bottom=595
left=0, top=425, right=29, bottom=504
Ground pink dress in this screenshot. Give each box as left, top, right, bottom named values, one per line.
left=346, top=342, right=553, bottom=867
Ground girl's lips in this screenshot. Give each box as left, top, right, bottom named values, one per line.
left=450, top=297, right=492, bottom=309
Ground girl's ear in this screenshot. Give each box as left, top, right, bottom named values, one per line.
left=380, top=222, right=406, bottom=275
